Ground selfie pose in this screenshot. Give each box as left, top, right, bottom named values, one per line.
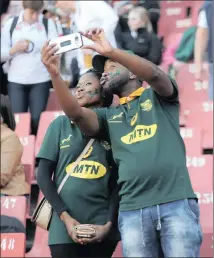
left=41, top=28, right=202, bottom=257
left=36, top=68, right=119, bottom=258
left=1, top=0, right=58, bottom=135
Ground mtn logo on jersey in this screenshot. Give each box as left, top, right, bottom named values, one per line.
left=66, top=161, right=107, bottom=179
left=140, top=99, right=152, bottom=112
left=121, top=124, right=157, bottom=144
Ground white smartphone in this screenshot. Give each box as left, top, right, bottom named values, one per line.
left=49, top=33, right=83, bottom=55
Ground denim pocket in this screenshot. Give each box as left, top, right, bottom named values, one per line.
left=185, top=198, right=200, bottom=220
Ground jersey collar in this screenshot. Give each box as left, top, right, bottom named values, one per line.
left=119, top=87, right=145, bottom=105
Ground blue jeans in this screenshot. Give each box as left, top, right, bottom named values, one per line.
left=118, top=199, right=202, bottom=257
left=8, top=81, right=51, bottom=135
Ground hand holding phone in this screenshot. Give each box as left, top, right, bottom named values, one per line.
left=49, top=33, right=83, bottom=55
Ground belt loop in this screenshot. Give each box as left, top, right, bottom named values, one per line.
left=156, top=205, right=161, bottom=231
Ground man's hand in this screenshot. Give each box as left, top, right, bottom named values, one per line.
left=41, top=42, right=60, bottom=77
left=80, top=222, right=112, bottom=244
left=60, top=212, right=83, bottom=244
left=10, top=40, right=29, bottom=55
left=81, top=28, right=113, bottom=56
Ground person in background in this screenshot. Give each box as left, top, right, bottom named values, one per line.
left=55, top=1, right=119, bottom=76
left=135, top=0, right=160, bottom=34
left=1, top=0, right=59, bottom=135
left=121, top=7, right=162, bottom=65
left=0, top=0, right=11, bottom=95
left=1, top=94, right=29, bottom=197
left=194, top=0, right=213, bottom=100
left=37, top=68, right=119, bottom=258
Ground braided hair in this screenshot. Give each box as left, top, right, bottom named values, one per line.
left=0, top=95, right=16, bottom=131
left=84, top=68, right=113, bottom=107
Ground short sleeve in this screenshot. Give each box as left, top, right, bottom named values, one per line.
left=154, top=76, right=179, bottom=104
left=93, top=107, right=109, bottom=141
left=198, top=10, right=208, bottom=29
left=37, top=117, right=62, bottom=162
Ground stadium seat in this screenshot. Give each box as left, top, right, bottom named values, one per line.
left=15, top=113, right=31, bottom=137
left=200, top=233, right=213, bottom=257
left=187, top=155, right=213, bottom=235
left=0, top=233, right=26, bottom=258
left=35, top=111, right=64, bottom=157
left=186, top=101, right=213, bottom=149
left=25, top=227, right=50, bottom=257
left=20, top=136, right=36, bottom=180
left=46, top=89, right=62, bottom=111
left=112, top=241, right=122, bottom=257
left=0, top=196, right=27, bottom=227
left=180, top=127, right=202, bottom=155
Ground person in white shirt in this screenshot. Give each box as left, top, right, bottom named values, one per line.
left=55, top=0, right=119, bottom=76
left=1, top=0, right=59, bottom=135
left=194, top=1, right=213, bottom=100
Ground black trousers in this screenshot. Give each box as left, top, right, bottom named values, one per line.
left=49, top=241, right=118, bottom=258
left=8, top=81, right=51, bottom=135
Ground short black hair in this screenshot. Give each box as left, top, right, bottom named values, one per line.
left=84, top=68, right=113, bottom=107
left=0, top=94, right=16, bottom=131
left=1, top=0, right=10, bottom=16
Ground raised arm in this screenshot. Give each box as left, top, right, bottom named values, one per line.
left=41, top=42, right=99, bottom=136
left=82, top=28, right=174, bottom=98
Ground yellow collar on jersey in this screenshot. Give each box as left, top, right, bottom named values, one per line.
left=119, top=87, right=145, bottom=105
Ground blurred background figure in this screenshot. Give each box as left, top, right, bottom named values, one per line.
left=194, top=0, right=213, bottom=100
left=55, top=0, right=119, bottom=87
left=114, top=0, right=160, bottom=34
left=1, top=95, right=29, bottom=197
left=1, top=0, right=59, bottom=135
left=116, top=6, right=162, bottom=65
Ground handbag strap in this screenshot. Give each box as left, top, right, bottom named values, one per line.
left=57, top=138, right=95, bottom=194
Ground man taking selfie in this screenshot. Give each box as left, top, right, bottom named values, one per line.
left=41, top=28, right=202, bottom=257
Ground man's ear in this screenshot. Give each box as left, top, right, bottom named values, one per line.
left=129, top=72, right=137, bottom=80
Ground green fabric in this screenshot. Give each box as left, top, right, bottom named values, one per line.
left=175, top=26, right=197, bottom=62
left=95, top=78, right=196, bottom=212
left=37, top=116, right=118, bottom=245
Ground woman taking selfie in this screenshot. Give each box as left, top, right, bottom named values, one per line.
left=36, top=68, right=119, bottom=258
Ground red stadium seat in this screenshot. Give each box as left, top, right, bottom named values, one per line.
left=35, top=111, right=64, bottom=157
left=0, top=196, right=26, bottom=227
left=46, top=89, right=62, bottom=111
left=187, top=155, right=213, bottom=235
left=186, top=101, right=213, bottom=149
left=0, top=233, right=25, bottom=258
left=15, top=113, right=31, bottom=137
left=112, top=242, right=122, bottom=257
left=200, top=233, right=213, bottom=257
left=20, top=136, right=35, bottom=180
left=25, top=227, right=50, bottom=257
left=180, top=128, right=202, bottom=155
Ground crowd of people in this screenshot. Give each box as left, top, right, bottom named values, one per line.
left=0, top=0, right=213, bottom=257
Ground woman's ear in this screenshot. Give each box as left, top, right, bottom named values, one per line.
left=129, top=72, right=137, bottom=80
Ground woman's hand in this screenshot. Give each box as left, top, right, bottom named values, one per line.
left=81, top=28, right=114, bottom=56
left=60, top=212, right=83, bottom=244
left=41, top=42, right=60, bottom=77
left=80, top=222, right=112, bottom=244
